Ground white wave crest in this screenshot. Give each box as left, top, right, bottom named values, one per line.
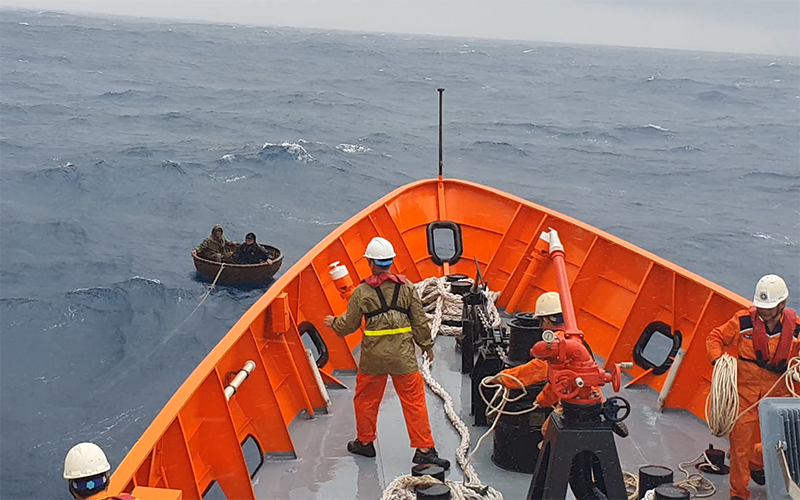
left=751, top=232, right=796, bottom=246
left=336, top=143, right=371, bottom=154
left=131, top=276, right=162, bottom=284
left=646, top=124, right=669, bottom=132
left=261, top=203, right=342, bottom=226
left=220, top=153, right=236, bottom=162
left=225, top=175, right=246, bottom=183
left=262, top=142, right=315, bottom=163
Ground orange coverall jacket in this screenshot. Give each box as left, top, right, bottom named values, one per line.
left=706, top=307, right=800, bottom=500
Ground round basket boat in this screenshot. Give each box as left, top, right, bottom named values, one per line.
left=191, top=245, right=283, bottom=285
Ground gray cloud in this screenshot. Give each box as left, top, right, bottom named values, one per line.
left=2, top=0, right=798, bottom=56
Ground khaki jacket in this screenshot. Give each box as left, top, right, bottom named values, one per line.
left=331, top=279, right=433, bottom=375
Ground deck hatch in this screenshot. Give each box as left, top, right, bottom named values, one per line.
left=426, top=220, right=463, bottom=265
left=632, top=321, right=682, bottom=375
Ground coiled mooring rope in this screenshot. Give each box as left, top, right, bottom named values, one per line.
left=705, top=353, right=800, bottom=438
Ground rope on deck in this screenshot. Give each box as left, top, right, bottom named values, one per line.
left=379, top=277, right=504, bottom=500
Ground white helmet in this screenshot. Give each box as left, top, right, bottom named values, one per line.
left=364, top=237, right=396, bottom=261
left=753, top=274, right=789, bottom=309
left=533, top=291, right=562, bottom=318
left=63, top=442, right=111, bottom=480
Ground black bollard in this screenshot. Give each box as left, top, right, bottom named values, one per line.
left=506, top=317, right=542, bottom=364
left=416, top=484, right=451, bottom=500
left=411, top=464, right=446, bottom=483
left=637, top=466, right=673, bottom=499
left=654, top=484, right=690, bottom=500
left=700, top=444, right=729, bottom=475
left=514, top=311, right=539, bottom=327
left=449, top=280, right=472, bottom=296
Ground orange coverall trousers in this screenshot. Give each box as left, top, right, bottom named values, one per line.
left=707, top=308, right=800, bottom=499
left=726, top=367, right=789, bottom=499
left=354, top=370, right=435, bottom=449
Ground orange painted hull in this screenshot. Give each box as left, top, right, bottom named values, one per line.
left=106, top=178, right=748, bottom=499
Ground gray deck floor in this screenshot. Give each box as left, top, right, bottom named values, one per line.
left=252, top=335, right=766, bottom=500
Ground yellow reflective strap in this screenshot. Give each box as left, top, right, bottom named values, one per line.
left=363, top=326, right=413, bottom=337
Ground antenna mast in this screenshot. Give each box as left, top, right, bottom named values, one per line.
left=438, top=88, right=444, bottom=179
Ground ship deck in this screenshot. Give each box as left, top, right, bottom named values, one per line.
left=249, top=335, right=767, bottom=500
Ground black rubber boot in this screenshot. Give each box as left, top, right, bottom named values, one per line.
left=413, top=447, right=451, bottom=470
left=347, top=439, right=376, bottom=458
left=750, top=469, right=766, bottom=485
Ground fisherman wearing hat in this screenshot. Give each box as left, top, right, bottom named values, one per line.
left=232, top=232, right=271, bottom=265
left=194, top=224, right=237, bottom=263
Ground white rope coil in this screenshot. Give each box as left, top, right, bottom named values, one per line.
left=413, top=277, right=502, bottom=341
left=415, top=277, right=465, bottom=338
left=705, top=354, right=800, bottom=438
left=705, top=354, right=739, bottom=437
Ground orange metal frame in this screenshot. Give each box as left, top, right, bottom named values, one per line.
left=104, top=178, right=749, bottom=499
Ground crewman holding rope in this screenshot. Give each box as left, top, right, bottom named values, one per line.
left=706, top=274, right=800, bottom=500
left=324, top=236, right=451, bottom=469
left=64, top=442, right=136, bottom=500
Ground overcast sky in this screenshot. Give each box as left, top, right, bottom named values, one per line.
left=3, top=0, right=799, bottom=57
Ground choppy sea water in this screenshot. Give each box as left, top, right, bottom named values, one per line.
left=0, top=8, right=798, bottom=499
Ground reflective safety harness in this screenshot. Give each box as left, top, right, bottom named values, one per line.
left=363, top=274, right=412, bottom=337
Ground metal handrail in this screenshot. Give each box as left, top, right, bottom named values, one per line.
left=224, top=360, right=256, bottom=400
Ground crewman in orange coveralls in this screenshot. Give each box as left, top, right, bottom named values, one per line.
left=488, top=291, right=593, bottom=407
left=324, top=237, right=450, bottom=469
left=64, top=442, right=137, bottom=500
left=707, top=274, right=800, bottom=500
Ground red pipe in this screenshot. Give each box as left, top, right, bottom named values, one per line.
left=549, top=248, right=580, bottom=336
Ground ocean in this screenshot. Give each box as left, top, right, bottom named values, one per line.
left=0, top=8, right=798, bottom=499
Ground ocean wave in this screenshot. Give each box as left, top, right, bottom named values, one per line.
left=558, top=146, right=624, bottom=157
left=751, top=232, right=797, bottom=246
left=614, top=124, right=672, bottom=135
left=468, top=140, right=529, bottom=156
left=261, top=203, right=342, bottom=226
left=358, top=132, right=393, bottom=144
left=695, top=90, right=751, bottom=105
left=161, top=160, right=186, bottom=173
left=259, top=142, right=315, bottom=163
left=336, top=143, right=371, bottom=154
left=130, top=276, right=163, bottom=285
left=27, top=163, right=83, bottom=184
left=650, top=145, right=704, bottom=154
left=741, top=171, right=800, bottom=182
left=122, top=145, right=153, bottom=157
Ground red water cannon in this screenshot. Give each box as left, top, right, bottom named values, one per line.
left=531, top=331, right=621, bottom=405
left=532, top=229, right=629, bottom=406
